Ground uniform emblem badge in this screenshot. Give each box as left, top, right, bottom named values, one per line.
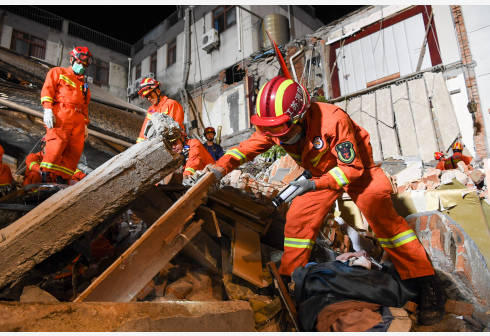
left=335, top=141, right=355, bottom=164
left=312, top=136, right=324, bottom=150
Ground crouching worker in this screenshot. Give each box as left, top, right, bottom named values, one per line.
left=0, top=145, right=14, bottom=197
left=205, top=68, right=446, bottom=325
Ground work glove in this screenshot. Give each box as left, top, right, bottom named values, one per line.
left=43, top=108, right=55, bottom=128
left=182, top=173, right=200, bottom=187
left=203, top=163, right=225, bottom=181
left=283, top=179, right=316, bottom=203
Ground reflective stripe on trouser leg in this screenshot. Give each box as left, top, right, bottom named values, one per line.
left=279, top=188, right=340, bottom=276
left=346, top=166, right=434, bottom=279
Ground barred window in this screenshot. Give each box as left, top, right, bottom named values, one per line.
left=86, top=58, right=109, bottom=86
left=10, top=30, right=46, bottom=59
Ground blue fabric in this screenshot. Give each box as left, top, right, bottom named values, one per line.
left=203, top=142, right=224, bottom=161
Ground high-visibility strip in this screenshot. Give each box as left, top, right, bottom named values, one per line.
left=224, top=148, right=247, bottom=163
left=0, top=183, right=10, bottom=186
left=328, top=166, right=349, bottom=187
left=136, top=137, right=146, bottom=143
left=29, top=161, right=40, bottom=171
left=311, top=150, right=327, bottom=167
left=274, top=79, right=294, bottom=117
left=163, top=108, right=169, bottom=115
left=184, top=167, right=196, bottom=175
left=256, top=83, right=265, bottom=117
left=284, top=237, right=315, bottom=249
left=146, top=113, right=152, bottom=118
left=75, top=169, right=82, bottom=174
left=40, top=162, right=74, bottom=176
left=378, top=229, right=417, bottom=248
left=59, top=74, right=77, bottom=88
left=41, top=96, right=54, bottom=103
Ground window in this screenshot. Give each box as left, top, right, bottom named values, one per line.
left=213, top=6, right=236, bottom=33
left=10, top=30, right=46, bottom=59
left=167, top=39, right=176, bottom=67
left=150, top=52, right=157, bottom=74
left=135, top=63, right=141, bottom=80
left=86, top=58, right=109, bottom=86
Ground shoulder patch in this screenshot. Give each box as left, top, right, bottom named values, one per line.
left=335, top=141, right=356, bottom=164
left=312, top=136, right=324, bottom=150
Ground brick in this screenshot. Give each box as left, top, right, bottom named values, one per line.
left=445, top=299, right=474, bottom=316
left=419, top=216, right=428, bottom=231
left=430, top=229, right=443, bottom=252
left=403, top=301, right=418, bottom=313
left=429, top=214, right=440, bottom=230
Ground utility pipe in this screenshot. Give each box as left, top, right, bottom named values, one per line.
left=0, top=98, right=134, bottom=148
left=237, top=6, right=242, bottom=52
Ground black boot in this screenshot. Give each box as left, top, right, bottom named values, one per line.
left=41, top=171, right=50, bottom=183
left=55, top=175, right=67, bottom=184
left=416, top=275, right=446, bottom=325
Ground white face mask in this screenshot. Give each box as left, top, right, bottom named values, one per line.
left=72, top=62, right=86, bottom=75
left=281, top=131, right=302, bottom=145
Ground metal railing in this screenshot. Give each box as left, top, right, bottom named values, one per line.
left=68, top=21, right=131, bottom=56
left=1, top=5, right=63, bottom=30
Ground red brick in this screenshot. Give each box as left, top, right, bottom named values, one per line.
left=407, top=217, right=417, bottom=230
left=419, top=216, right=428, bottom=231
left=429, top=214, right=440, bottom=230
left=403, top=301, right=418, bottom=313
left=430, top=229, right=443, bottom=252
left=457, top=246, right=466, bottom=254
left=445, top=299, right=474, bottom=316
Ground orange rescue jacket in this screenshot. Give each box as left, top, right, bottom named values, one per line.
left=183, top=138, right=215, bottom=176
left=216, top=102, right=376, bottom=191
left=40, top=66, right=91, bottom=125
left=137, top=96, right=184, bottom=143
left=0, top=146, right=13, bottom=187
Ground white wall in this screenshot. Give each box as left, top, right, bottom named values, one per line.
left=0, top=25, right=12, bottom=48
left=432, top=5, right=460, bottom=65
left=462, top=5, right=490, bottom=153
left=45, top=40, right=61, bottom=66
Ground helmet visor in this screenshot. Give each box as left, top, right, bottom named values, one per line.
left=255, top=122, right=292, bottom=137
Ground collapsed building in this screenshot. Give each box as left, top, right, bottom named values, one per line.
left=0, top=4, right=490, bottom=332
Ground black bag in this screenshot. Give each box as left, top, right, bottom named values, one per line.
left=292, top=261, right=417, bottom=331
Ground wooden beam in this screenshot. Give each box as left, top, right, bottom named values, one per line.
left=74, top=172, right=216, bottom=302
left=183, top=231, right=220, bottom=274
left=196, top=206, right=221, bottom=238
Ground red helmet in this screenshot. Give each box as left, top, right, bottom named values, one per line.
left=452, top=142, right=463, bottom=152
left=434, top=151, right=444, bottom=160
left=204, top=127, right=215, bottom=134
left=138, top=77, right=160, bottom=97
left=0, top=144, right=3, bottom=160
left=70, top=47, right=93, bottom=66
left=251, top=76, right=310, bottom=137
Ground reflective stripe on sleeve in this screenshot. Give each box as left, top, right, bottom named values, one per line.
left=41, top=96, right=54, bottom=103
left=185, top=167, right=196, bottom=175
left=377, top=229, right=418, bottom=248
left=328, top=166, right=349, bottom=187
left=284, top=237, right=315, bottom=249
left=29, top=161, right=40, bottom=171
left=224, top=148, right=247, bottom=164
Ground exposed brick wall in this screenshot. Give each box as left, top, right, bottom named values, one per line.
left=450, top=5, right=488, bottom=158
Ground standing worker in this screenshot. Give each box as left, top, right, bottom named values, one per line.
left=136, top=77, right=185, bottom=143
left=202, top=126, right=224, bottom=161
left=40, top=46, right=92, bottom=183
left=0, top=145, right=14, bottom=197
left=205, top=40, right=446, bottom=326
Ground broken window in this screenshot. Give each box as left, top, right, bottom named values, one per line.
left=167, top=39, right=176, bottom=67
left=150, top=52, right=157, bottom=75
left=224, top=64, right=245, bottom=85
left=10, top=29, right=46, bottom=60
left=213, top=5, right=236, bottom=33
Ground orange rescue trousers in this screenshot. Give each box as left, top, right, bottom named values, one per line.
left=279, top=166, right=435, bottom=280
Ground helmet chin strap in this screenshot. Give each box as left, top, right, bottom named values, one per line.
left=281, top=128, right=302, bottom=144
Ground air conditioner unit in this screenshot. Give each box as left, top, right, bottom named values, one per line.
left=202, top=28, right=219, bottom=53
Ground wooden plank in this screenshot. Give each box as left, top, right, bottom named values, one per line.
left=375, top=87, right=399, bottom=159
left=0, top=136, right=182, bottom=292
left=210, top=188, right=274, bottom=220
left=232, top=222, right=267, bottom=288
left=211, top=203, right=264, bottom=234
left=391, top=83, right=419, bottom=157
left=407, top=78, right=439, bottom=161
left=196, top=206, right=221, bottom=238
left=75, top=172, right=216, bottom=302
left=360, top=93, right=382, bottom=161
left=182, top=231, right=220, bottom=274
left=129, top=186, right=175, bottom=225
left=424, top=72, right=460, bottom=151
left=366, top=72, right=400, bottom=87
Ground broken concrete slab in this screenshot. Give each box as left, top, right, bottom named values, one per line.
left=0, top=116, right=183, bottom=295
left=0, top=300, right=255, bottom=331
left=406, top=211, right=490, bottom=312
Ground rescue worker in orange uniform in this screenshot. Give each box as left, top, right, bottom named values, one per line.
left=40, top=46, right=92, bottom=183
left=23, top=150, right=43, bottom=186
left=168, top=133, right=215, bottom=177
left=206, top=46, right=446, bottom=324
left=440, top=142, right=472, bottom=170
left=0, top=145, right=14, bottom=197
left=69, top=169, right=87, bottom=185
left=434, top=151, right=446, bottom=170
left=136, top=77, right=185, bottom=143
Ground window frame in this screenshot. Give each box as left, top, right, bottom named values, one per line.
left=10, top=29, right=46, bottom=60
left=150, top=52, right=157, bottom=75
left=167, top=39, right=177, bottom=68
left=212, top=5, right=236, bottom=33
